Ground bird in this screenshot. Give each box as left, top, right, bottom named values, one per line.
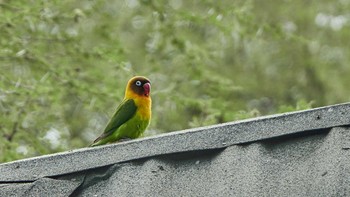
left=90, top=76, right=152, bottom=147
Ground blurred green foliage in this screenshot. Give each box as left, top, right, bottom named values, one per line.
left=0, top=0, right=349, bottom=162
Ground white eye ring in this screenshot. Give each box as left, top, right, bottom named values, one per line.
left=135, top=81, right=142, bottom=86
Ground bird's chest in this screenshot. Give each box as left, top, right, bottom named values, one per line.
left=126, top=115, right=150, bottom=137
left=135, top=98, right=152, bottom=120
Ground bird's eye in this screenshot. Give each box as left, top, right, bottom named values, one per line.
left=135, top=81, right=142, bottom=86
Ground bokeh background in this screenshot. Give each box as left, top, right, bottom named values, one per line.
left=1, top=0, right=349, bottom=162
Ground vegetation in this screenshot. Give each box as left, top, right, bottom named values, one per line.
left=1, top=0, right=349, bottom=162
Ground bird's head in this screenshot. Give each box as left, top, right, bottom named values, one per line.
left=126, top=76, right=151, bottom=98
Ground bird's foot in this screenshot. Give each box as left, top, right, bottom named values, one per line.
left=118, top=137, right=132, bottom=142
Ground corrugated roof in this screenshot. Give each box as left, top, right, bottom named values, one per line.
left=1, top=103, right=350, bottom=196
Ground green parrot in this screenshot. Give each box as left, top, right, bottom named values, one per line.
left=90, top=76, right=151, bottom=146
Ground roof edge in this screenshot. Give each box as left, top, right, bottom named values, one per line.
left=1, top=102, right=350, bottom=182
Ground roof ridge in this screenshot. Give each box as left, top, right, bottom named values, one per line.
left=1, top=102, right=349, bottom=182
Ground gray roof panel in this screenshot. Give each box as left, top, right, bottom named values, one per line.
left=0, top=103, right=350, bottom=196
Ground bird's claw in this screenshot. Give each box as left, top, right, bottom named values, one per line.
left=118, top=137, right=132, bottom=142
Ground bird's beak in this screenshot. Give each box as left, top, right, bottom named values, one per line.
left=143, top=83, right=151, bottom=96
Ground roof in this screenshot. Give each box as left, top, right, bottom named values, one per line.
left=1, top=102, right=350, bottom=196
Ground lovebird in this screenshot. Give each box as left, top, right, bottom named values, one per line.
left=90, top=76, right=152, bottom=147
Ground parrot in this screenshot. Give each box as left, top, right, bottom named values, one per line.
left=90, top=76, right=152, bottom=147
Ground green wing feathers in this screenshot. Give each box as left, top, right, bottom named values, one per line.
left=91, top=99, right=137, bottom=146
left=103, top=99, right=137, bottom=134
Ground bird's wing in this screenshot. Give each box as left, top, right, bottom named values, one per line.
left=93, top=99, right=137, bottom=143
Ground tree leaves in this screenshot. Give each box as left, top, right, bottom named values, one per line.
left=1, top=0, right=349, bottom=162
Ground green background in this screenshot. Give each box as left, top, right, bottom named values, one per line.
left=1, top=0, right=349, bottom=162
